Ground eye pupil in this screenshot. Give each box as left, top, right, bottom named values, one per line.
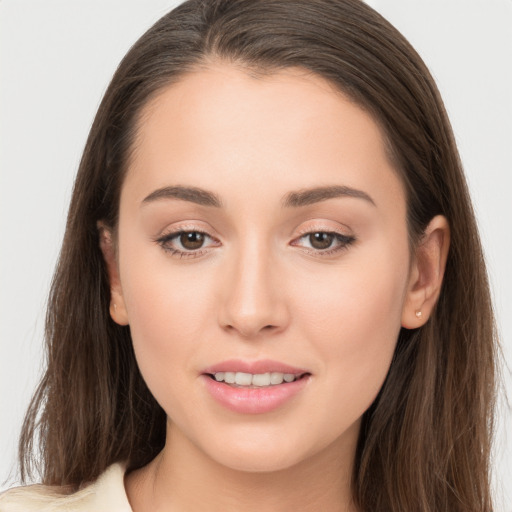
left=180, top=232, right=204, bottom=250
left=309, top=232, right=334, bottom=250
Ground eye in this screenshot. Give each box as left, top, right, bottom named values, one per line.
left=292, top=231, right=355, bottom=255
left=308, top=232, right=336, bottom=250
left=156, top=229, right=219, bottom=258
left=178, top=231, right=206, bottom=250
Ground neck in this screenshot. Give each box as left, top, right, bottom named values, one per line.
left=125, top=421, right=360, bottom=512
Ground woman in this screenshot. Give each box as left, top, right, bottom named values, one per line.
left=0, top=0, right=499, bottom=510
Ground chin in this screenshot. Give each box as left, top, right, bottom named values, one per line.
left=211, top=444, right=308, bottom=473
left=196, top=424, right=326, bottom=474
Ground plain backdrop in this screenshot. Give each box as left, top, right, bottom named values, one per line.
left=1, top=0, right=511, bottom=509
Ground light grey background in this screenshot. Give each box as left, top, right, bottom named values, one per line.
left=1, top=0, right=511, bottom=509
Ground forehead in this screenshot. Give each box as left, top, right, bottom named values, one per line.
left=136, top=64, right=381, bottom=156
left=124, top=63, right=405, bottom=216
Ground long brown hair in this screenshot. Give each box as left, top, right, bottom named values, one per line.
left=19, top=1, right=497, bottom=510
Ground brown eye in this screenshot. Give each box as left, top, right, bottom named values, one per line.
left=291, top=230, right=355, bottom=255
left=309, top=232, right=334, bottom=250
left=180, top=232, right=205, bottom=250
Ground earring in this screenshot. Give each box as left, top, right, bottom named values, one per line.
left=415, top=310, right=422, bottom=318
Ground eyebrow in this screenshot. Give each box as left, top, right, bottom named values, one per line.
left=282, top=185, right=375, bottom=208
left=142, top=185, right=223, bottom=207
left=141, top=184, right=375, bottom=209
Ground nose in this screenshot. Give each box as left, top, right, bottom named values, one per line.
left=217, top=241, right=290, bottom=339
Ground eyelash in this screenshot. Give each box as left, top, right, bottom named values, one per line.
left=155, top=228, right=356, bottom=259
left=155, top=229, right=218, bottom=259
left=291, top=230, right=356, bottom=256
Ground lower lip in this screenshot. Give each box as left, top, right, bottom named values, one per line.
left=202, top=375, right=310, bottom=414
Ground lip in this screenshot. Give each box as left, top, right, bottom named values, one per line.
left=202, top=359, right=309, bottom=375
left=201, top=359, right=311, bottom=415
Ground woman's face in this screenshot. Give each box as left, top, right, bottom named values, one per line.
left=111, top=64, right=414, bottom=472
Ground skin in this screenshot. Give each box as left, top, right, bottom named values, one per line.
left=100, top=63, right=450, bottom=512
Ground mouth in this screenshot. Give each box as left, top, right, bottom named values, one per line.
left=201, top=360, right=312, bottom=414
left=206, top=371, right=310, bottom=388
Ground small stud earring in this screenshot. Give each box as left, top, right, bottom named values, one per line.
left=113, top=303, right=117, bottom=312
left=415, top=310, right=422, bottom=318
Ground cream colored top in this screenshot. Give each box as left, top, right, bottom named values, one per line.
left=0, top=463, right=132, bottom=512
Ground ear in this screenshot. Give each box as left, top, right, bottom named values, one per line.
left=97, top=221, right=129, bottom=326
left=401, top=215, right=450, bottom=329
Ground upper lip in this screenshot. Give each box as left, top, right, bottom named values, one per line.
left=202, top=359, right=310, bottom=376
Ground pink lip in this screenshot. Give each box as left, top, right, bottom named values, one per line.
left=201, top=359, right=311, bottom=415
left=202, top=359, right=309, bottom=375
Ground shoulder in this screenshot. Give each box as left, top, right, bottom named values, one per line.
left=0, top=463, right=132, bottom=512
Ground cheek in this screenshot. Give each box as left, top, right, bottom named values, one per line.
left=292, top=242, right=409, bottom=409
left=298, top=248, right=406, bottom=335
left=117, top=244, right=219, bottom=403
left=124, top=269, right=211, bottom=346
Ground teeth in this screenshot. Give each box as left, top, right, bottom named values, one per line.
left=224, top=372, right=236, bottom=384
left=270, top=372, right=283, bottom=385
left=212, top=371, right=300, bottom=387
left=235, top=372, right=253, bottom=386
left=252, top=373, right=271, bottom=386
